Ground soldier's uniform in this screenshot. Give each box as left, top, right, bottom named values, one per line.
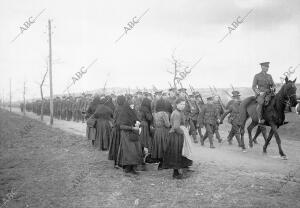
left=200, top=97, right=220, bottom=148
left=57, top=97, right=62, bottom=119
left=195, top=93, right=205, bottom=138
left=60, top=97, right=65, bottom=120
left=188, top=94, right=200, bottom=143
left=220, top=91, right=242, bottom=146
left=252, top=62, right=275, bottom=124
left=213, top=97, right=224, bottom=143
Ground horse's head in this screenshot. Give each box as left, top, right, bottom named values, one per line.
left=282, top=76, right=298, bottom=107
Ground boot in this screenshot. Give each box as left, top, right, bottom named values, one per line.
left=131, top=166, right=139, bottom=175
left=209, top=136, right=215, bottom=148
left=173, top=169, right=183, bottom=179
left=192, top=134, right=198, bottom=143
left=256, top=104, right=265, bottom=124
left=124, top=165, right=131, bottom=173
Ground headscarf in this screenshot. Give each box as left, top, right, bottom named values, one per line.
left=155, top=98, right=166, bottom=112
left=113, top=95, right=126, bottom=124
left=117, top=101, right=138, bottom=126
left=140, top=98, right=152, bottom=114
left=104, top=95, right=115, bottom=112
left=117, top=95, right=126, bottom=106
left=94, top=104, right=113, bottom=119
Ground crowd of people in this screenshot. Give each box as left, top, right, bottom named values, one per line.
left=83, top=87, right=242, bottom=179
left=21, top=61, right=299, bottom=179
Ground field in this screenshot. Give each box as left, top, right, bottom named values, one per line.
left=0, top=108, right=300, bottom=208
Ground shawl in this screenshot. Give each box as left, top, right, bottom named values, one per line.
left=117, top=102, right=138, bottom=126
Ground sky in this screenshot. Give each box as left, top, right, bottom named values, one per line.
left=0, top=0, right=300, bottom=101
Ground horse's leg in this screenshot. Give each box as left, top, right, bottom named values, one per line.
left=270, top=123, right=286, bottom=158
left=247, top=121, right=257, bottom=148
left=252, top=126, right=262, bottom=144
left=263, top=128, right=274, bottom=153
left=260, top=126, right=267, bottom=143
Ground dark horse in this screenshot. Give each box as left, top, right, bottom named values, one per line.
left=239, top=77, right=298, bottom=159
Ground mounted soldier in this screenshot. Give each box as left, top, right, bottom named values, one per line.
left=252, top=62, right=276, bottom=124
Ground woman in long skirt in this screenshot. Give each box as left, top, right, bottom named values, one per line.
left=85, top=95, right=101, bottom=146
left=163, top=98, right=193, bottom=179
left=151, top=98, right=170, bottom=170
left=108, top=95, right=126, bottom=167
left=94, top=97, right=113, bottom=151
left=117, top=99, right=143, bottom=175
left=139, top=96, right=153, bottom=153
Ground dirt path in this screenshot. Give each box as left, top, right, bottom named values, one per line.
left=1, top=108, right=300, bottom=208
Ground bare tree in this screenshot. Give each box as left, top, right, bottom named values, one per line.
left=166, top=49, right=190, bottom=89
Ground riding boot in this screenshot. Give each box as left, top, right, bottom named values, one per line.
left=256, top=104, right=265, bottom=124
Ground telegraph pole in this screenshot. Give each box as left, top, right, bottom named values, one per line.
left=48, top=19, right=54, bottom=125
left=9, top=78, right=12, bottom=112
left=23, top=81, right=26, bottom=115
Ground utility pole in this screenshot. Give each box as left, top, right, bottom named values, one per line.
left=23, top=81, right=26, bottom=115
left=48, top=19, right=54, bottom=125
left=9, top=78, right=12, bottom=112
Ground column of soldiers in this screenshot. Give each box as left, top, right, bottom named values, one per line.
left=24, top=93, right=92, bottom=123
left=23, top=87, right=245, bottom=149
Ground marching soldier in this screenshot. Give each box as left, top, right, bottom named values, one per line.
left=188, top=93, right=200, bottom=143
left=220, top=91, right=242, bottom=146
left=212, top=96, right=224, bottom=143
left=195, top=92, right=204, bottom=138
left=61, top=96, right=67, bottom=120
left=57, top=97, right=62, bottom=119
left=252, top=62, right=276, bottom=124
left=200, top=96, right=221, bottom=148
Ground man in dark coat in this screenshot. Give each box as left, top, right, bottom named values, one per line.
left=252, top=62, right=276, bottom=124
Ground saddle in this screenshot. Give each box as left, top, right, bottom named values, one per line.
left=263, top=93, right=275, bottom=106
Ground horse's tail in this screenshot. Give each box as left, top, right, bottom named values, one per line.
left=239, top=96, right=256, bottom=127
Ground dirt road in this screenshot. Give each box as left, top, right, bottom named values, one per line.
left=1, top=108, right=300, bottom=208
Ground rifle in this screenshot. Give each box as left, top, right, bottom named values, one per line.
left=212, top=86, right=226, bottom=113
left=189, top=84, right=202, bottom=112
left=230, top=84, right=235, bottom=92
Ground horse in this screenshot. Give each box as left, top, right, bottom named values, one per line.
left=239, top=77, right=298, bottom=159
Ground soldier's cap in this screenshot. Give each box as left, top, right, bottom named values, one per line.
left=188, top=94, right=195, bottom=98
left=162, top=91, right=168, bottom=96
left=206, top=96, right=213, bottom=101
left=135, top=91, right=142, bottom=95
left=195, top=93, right=202, bottom=98
left=168, top=87, right=176, bottom=92
left=143, top=92, right=152, bottom=96
left=232, top=90, right=240, bottom=97
left=154, top=90, right=163, bottom=95
left=178, top=88, right=187, bottom=92
left=260, top=62, right=270, bottom=67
